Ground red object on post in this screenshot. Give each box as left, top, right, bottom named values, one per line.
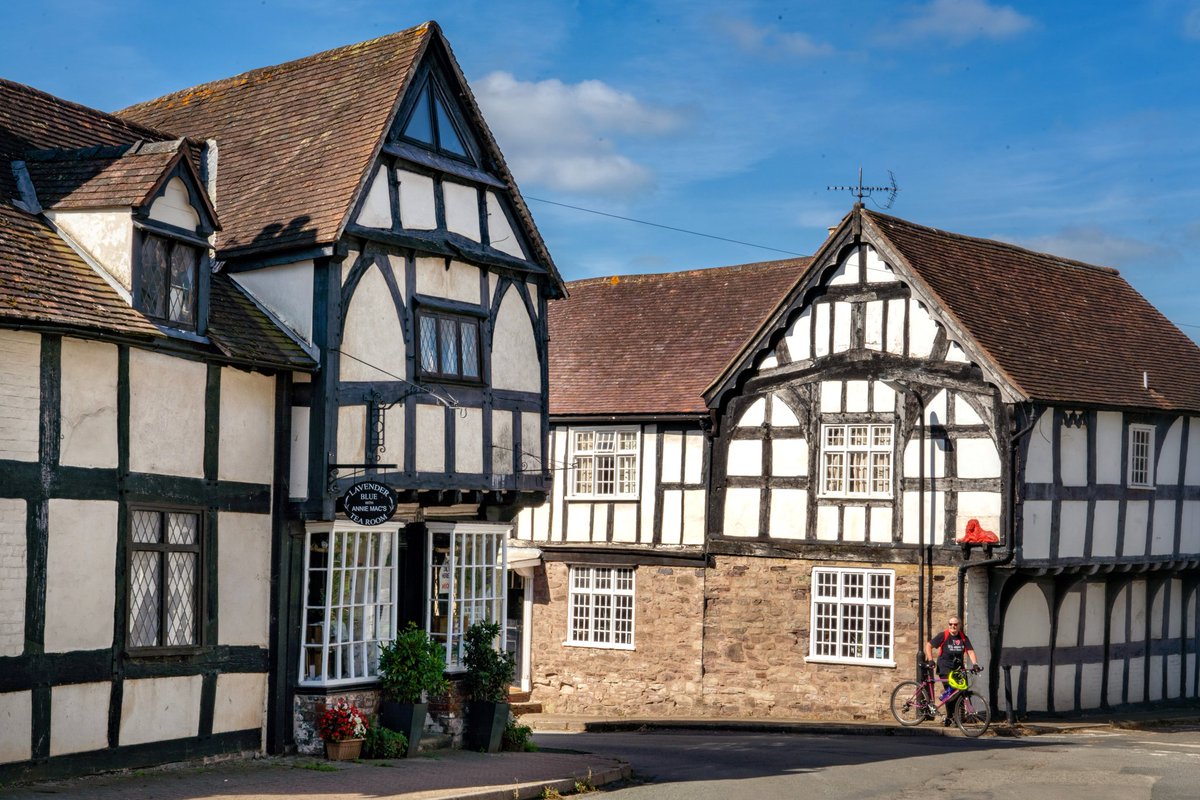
left=957, top=518, right=999, bottom=545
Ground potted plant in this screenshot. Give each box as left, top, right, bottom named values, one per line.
left=462, top=620, right=516, bottom=753
left=377, top=623, right=449, bottom=757
left=317, top=699, right=369, bottom=760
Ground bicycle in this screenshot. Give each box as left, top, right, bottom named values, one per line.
left=890, top=661, right=990, bottom=737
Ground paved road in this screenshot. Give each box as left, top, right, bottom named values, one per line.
left=534, top=726, right=1200, bottom=799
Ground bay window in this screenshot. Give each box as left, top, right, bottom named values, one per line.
left=426, top=522, right=508, bottom=670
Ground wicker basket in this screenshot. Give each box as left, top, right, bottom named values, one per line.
left=324, top=738, right=364, bottom=761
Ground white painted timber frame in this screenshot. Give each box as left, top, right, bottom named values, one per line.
left=425, top=521, right=510, bottom=671
left=564, top=565, right=636, bottom=650
left=566, top=427, right=641, bottom=500
left=818, top=422, right=895, bottom=499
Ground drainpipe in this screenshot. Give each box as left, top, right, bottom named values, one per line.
left=912, top=390, right=927, bottom=684
left=956, top=405, right=1037, bottom=620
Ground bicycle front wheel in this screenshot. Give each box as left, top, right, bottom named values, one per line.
left=955, top=690, right=990, bottom=737
left=890, top=680, right=930, bottom=726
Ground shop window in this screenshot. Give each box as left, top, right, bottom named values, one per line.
left=426, top=523, right=508, bottom=670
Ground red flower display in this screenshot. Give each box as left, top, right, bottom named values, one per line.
left=317, top=699, right=369, bottom=742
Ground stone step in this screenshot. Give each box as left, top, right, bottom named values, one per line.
left=511, top=701, right=543, bottom=716
left=508, top=689, right=533, bottom=703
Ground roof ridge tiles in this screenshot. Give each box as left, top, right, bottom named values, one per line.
left=117, top=22, right=434, bottom=116
left=865, top=208, right=1122, bottom=276
left=565, top=257, right=811, bottom=288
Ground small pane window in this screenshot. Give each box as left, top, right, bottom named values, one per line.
left=417, top=310, right=482, bottom=382
left=567, top=566, right=635, bottom=648
left=809, top=568, right=894, bottom=665
left=569, top=427, right=640, bottom=499
left=300, top=528, right=397, bottom=685
left=1128, top=425, right=1155, bottom=488
left=128, top=509, right=200, bottom=651
left=427, top=526, right=507, bottom=669
left=820, top=423, right=894, bottom=498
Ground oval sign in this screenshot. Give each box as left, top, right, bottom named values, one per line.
left=343, top=480, right=397, bottom=526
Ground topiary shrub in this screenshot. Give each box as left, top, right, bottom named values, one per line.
left=462, top=621, right=515, bottom=703
left=378, top=623, right=449, bottom=703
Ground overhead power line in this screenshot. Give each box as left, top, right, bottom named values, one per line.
left=524, top=195, right=805, bottom=257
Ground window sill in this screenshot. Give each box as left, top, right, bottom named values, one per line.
left=562, top=640, right=635, bottom=651
left=296, top=676, right=382, bottom=690
left=566, top=495, right=640, bottom=502
left=805, top=655, right=896, bottom=668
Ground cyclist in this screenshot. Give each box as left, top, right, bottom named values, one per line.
left=924, top=616, right=979, bottom=725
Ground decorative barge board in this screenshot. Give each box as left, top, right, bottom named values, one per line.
left=118, top=22, right=565, bottom=753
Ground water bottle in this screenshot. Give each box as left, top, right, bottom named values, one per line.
left=940, top=688, right=954, bottom=702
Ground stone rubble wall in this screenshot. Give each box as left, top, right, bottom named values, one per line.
left=529, top=555, right=965, bottom=720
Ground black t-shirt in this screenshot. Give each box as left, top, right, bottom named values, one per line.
left=930, top=629, right=973, bottom=675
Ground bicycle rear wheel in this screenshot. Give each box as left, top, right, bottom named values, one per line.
left=954, top=691, right=990, bottom=737
left=890, top=680, right=931, bottom=726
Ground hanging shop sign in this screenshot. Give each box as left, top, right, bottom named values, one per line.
left=343, top=480, right=397, bottom=526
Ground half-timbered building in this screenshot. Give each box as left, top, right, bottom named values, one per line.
left=1, top=21, right=562, bottom=777
left=516, top=204, right=1200, bottom=721
left=119, top=22, right=564, bottom=752
left=0, top=81, right=313, bottom=781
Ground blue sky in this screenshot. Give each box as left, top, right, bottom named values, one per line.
left=5, top=0, right=1200, bottom=340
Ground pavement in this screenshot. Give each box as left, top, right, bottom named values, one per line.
left=4, top=706, right=1200, bottom=800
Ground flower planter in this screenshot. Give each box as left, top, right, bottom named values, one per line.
left=379, top=700, right=427, bottom=758
left=464, top=701, right=509, bottom=753
left=324, top=738, right=364, bottom=761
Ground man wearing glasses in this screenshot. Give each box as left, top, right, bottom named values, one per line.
left=924, top=617, right=979, bottom=725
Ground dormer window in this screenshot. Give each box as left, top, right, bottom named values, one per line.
left=137, top=232, right=200, bottom=329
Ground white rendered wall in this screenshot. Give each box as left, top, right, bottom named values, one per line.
left=0, top=499, right=26, bottom=657
left=1060, top=423, right=1088, bottom=486
left=684, top=431, right=704, bottom=483
left=1096, top=411, right=1123, bottom=484
left=0, top=330, right=40, bottom=462
left=50, top=681, right=110, bottom=756
left=456, top=408, right=483, bottom=473
left=492, top=411, right=513, bottom=476
left=128, top=349, right=206, bottom=478
left=768, top=489, right=806, bottom=538
left=415, top=257, right=480, bottom=303
left=218, top=368, right=275, bottom=484
left=59, top=338, right=118, bottom=468
left=0, top=691, right=32, bottom=763
left=232, top=260, right=315, bottom=344
left=290, top=406, right=310, bottom=500
left=212, top=672, right=267, bottom=735
left=784, top=308, right=812, bottom=361
left=723, top=488, right=759, bottom=537
left=44, top=499, right=117, bottom=652
left=337, top=405, right=365, bottom=465
left=661, top=489, right=682, bottom=545
left=147, top=178, right=201, bottom=231
left=639, top=425, right=657, bottom=543
left=909, top=300, right=939, bottom=358
left=683, top=489, right=705, bottom=544
left=119, top=675, right=202, bottom=746
left=486, top=192, right=526, bottom=259
left=1004, top=583, right=1051, bottom=711
left=217, top=512, right=272, bottom=646
left=443, top=182, right=481, bottom=241
left=355, top=166, right=393, bottom=228
left=49, top=209, right=133, bottom=290
left=397, top=169, right=437, bottom=230
left=415, top=404, right=445, bottom=474
left=492, top=289, right=541, bottom=393
left=661, top=433, right=683, bottom=483
left=521, top=412, right=541, bottom=471
left=339, top=265, right=405, bottom=382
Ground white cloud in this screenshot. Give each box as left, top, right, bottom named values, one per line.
left=473, top=71, right=682, bottom=196
left=880, top=0, right=1036, bottom=46
left=719, top=18, right=835, bottom=58
left=1004, top=226, right=1163, bottom=268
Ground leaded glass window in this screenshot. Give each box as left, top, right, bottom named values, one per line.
left=809, top=568, right=893, bottom=665
left=569, top=428, right=639, bottom=498
left=820, top=423, right=893, bottom=498
left=300, top=526, right=398, bottom=685
left=567, top=566, right=635, bottom=648
left=128, top=509, right=200, bottom=651
left=137, top=232, right=200, bottom=329
left=416, top=310, right=482, bottom=382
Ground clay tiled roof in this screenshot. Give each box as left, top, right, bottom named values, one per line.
left=549, top=259, right=809, bottom=416
left=118, top=24, right=563, bottom=289
left=864, top=210, right=1200, bottom=411
left=0, top=201, right=163, bottom=337
left=118, top=26, right=431, bottom=259
left=25, top=142, right=181, bottom=210
left=1, top=79, right=312, bottom=368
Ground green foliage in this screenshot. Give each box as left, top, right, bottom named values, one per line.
left=503, top=720, right=537, bottom=752
left=462, top=621, right=516, bottom=703
left=378, top=623, right=449, bottom=703
left=363, top=725, right=409, bottom=759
